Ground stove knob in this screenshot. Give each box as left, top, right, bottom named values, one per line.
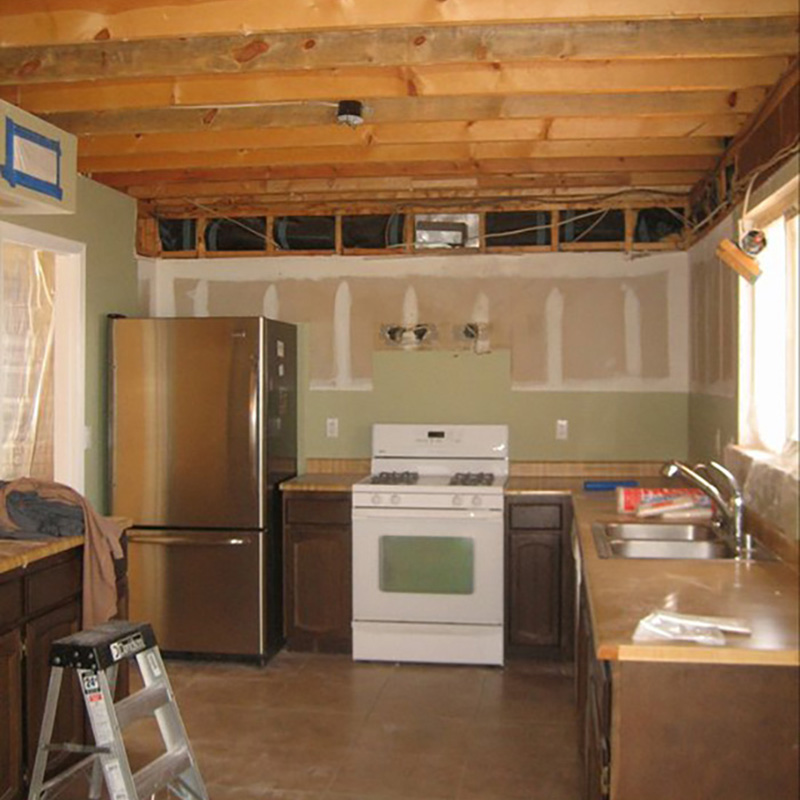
left=371, top=494, right=382, bottom=505
left=471, top=495, right=483, bottom=507
left=452, top=495, right=464, bottom=507
left=390, top=494, right=401, bottom=505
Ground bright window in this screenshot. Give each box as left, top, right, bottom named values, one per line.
left=739, top=194, right=799, bottom=455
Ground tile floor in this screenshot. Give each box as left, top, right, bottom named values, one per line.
left=65, top=651, right=580, bottom=800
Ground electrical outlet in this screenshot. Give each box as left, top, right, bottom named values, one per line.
left=556, top=419, right=569, bottom=441
left=326, top=417, right=339, bottom=438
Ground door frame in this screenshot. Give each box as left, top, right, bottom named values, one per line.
left=0, top=221, right=86, bottom=492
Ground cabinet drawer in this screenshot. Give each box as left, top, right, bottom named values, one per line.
left=509, top=503, right=562, bottom=530
left=25, top=556, right=82, bottom=616
left=0, top=576, right=23, bottom=631
left=285, top=496, right=351, bottom=526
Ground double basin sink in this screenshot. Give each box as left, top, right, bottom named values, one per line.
left=592, top=521, right=774, bottom=561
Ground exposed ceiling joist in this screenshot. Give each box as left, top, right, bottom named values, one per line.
left=0, top=3, right=797, bottom=226
left=1, top=19, right=796, bottom=83
left=2, top=1, right=798, bottom=46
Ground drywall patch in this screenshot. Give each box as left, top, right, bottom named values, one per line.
left=263, top=284, right=279, bottom=319
left=333, top=281, right=353, bottom=388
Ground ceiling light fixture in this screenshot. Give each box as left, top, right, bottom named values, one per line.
left=337, top=100, right=364, bottom=127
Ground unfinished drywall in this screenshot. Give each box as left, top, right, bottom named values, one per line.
left=140, top=250, right=690, bottom=462
left=687, top=213, right=738, bottom=464
left=143, top=251, right=689, bottom=391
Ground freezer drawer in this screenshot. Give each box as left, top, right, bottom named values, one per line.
left=127, top=529, right=261, bottom=656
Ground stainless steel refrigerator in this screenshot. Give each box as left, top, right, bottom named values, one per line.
left=109, top=316, right=297, bottom=660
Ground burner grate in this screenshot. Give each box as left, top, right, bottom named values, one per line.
left=370, top=471, right=419, bottom=485
left=450, top=472, right=495, bottom=487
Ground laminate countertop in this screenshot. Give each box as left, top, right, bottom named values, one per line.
left=573, top=492, right=799, bottom=667
left=282, top=474, right=665, bottom=494
left=282, top=473, right=366, bottom=493
left=0, top=516, right=131, bottom=577
left=0, top=537, right=83, bottom=576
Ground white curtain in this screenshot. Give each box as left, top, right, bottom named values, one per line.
left=741, top=210, right=799, bottom=455
left=1, top=242, right=55, bottom=480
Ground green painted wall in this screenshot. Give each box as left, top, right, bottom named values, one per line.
left=688, top=392, right=738, bottom=465
left=1, top=175, right=139, bottom=510
left=302, top=346, right=689, bottom=464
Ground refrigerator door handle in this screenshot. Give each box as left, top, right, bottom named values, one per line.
left=127, top=534, right=252, bottom=547
left=249, top=357, right=260, bottom=494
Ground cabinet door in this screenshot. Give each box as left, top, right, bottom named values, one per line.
left=0, top=629, right=22, bottom=800
left=285, top=525, right=352, bottom=653
left=24, top=602, right=84, bottom=779
left=584, top=677, right=611, bottom=800
left=508, top=531, right=561, bottom=648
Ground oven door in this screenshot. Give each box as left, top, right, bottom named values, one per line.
left=352, top=507, right=503, bottom=625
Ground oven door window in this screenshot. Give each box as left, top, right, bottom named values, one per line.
left=379, top=535, right=474, bottom=594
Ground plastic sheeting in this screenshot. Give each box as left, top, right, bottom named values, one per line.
left=1, top=242, right=54, bottom=480
left=726, top=443, right=799, bottom=544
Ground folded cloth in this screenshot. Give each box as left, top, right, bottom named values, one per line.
left=0, top=478, right=124, bottom=628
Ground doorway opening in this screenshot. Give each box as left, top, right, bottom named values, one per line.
left=0, top=221, right=85, bottom=492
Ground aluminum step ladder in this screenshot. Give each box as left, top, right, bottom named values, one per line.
left=27, top=620, right=208, bottom=800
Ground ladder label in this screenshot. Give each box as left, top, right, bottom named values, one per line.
left=81, top=675, right=114, bottom=745
left=110, top=632, right=146, bottom=661
left=103, top=759, right=132, bottom=800
left=146, top=651, right=162, bottom=677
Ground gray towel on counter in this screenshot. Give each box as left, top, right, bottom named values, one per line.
left=0, top=483, right=85, bottom=538
left=0, top=527, right=56, bottom=540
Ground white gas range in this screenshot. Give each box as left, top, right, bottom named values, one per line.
left=351, top=424, right=508, bottom=666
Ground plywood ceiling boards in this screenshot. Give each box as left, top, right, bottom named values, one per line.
left=0, top=3, right=797, bottom=214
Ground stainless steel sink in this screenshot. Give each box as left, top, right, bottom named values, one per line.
left=592, top=521, right=735, bottom=560
left=603, top=522, right=717, bottom=542
left=606, top=538, right=735, bottom=560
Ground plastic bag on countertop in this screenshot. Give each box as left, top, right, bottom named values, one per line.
left=632, top=610, right=751, bottom=646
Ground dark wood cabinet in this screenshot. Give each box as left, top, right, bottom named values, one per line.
left=0, top=548, right=84, bottom=800
left=577, top=584, right=611, bottom=800
left=0, top=629, right=23, bottom=800
left=24, top=601, right=84, bottom=778
left=506, top=495, right=574, bottom=658
left=283, top=491, right=352, bottom=653
left=576, top=552, right=798, bottom=800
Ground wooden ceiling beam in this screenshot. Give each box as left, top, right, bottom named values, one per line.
left=81, top=137, right=723, bottom=174
left=120, top=171, right=704, bottom=201
left=41, top=89, right=769, bottom=136
left=2, top=18, right=796, bottom=84
left=2, top=1, right=797, bottom=46
left=77, top=115, right=747, bottom=159
left=92, top=155, right=719, bottom=189
left=2, top=57, right=788, bottom=114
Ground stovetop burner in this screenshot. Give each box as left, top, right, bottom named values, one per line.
left=450, top=472, right=495, bottom=486
left=370, top=470, right=420, bottom=485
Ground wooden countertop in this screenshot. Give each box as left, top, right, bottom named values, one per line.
left=281, top=473, right=366, bottom=492
left=0, top=537, right=83, bottom=576
left=573, top=493, right=799, bottom=667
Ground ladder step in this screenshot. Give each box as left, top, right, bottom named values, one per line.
left=134, top=747, right=191, bottom=800
left=115, top=683, right=171, bottom=729
left=50, top=621, right=157, bottom=669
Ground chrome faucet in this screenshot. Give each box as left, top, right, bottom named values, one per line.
left=661, top=460, right=752, bottom=558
